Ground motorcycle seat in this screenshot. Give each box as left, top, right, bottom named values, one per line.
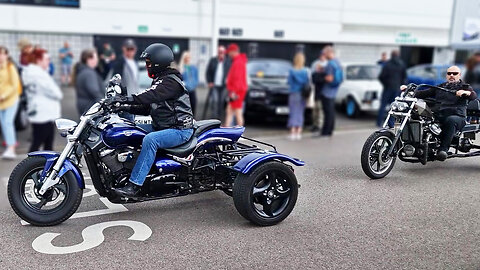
left=467, top=99, right=480, bottom=117
left=162, top=120, right=220, bottom=158
left=193, top=119, right=221, bottom=137
left=164, top=137, right=198, bottom=158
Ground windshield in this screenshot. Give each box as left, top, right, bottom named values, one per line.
left=247, top=60, right=292, bottom=78
left=346, top=65, right=380, bottom=80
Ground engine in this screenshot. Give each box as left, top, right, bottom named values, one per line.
left=98, top=147, right=140, bottom=175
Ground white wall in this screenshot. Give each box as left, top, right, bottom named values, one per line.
left=0, top=0, right=453, bottom=46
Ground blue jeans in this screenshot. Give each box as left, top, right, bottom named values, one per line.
left=0, top=100, right=19, bottom=146
left=129, top=127, right=193, bottom=186
left=377, top=89, right=399, bottom=127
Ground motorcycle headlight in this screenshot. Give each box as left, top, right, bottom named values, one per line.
left=55, top=118, right=78, bottom=132
left=391, top=101, right=409, bottom=112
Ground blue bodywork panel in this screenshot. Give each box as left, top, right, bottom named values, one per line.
left=28, top=151, right=85, bottom=189
left=197, top=127, right=245, bottom=143
left=154, top=157, right=182, bottom=173
left=102, top=123, right=147, bottom=149
left=233, top=152, right=305, bottom=174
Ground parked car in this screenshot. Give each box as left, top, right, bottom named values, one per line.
left=407, top=64, right=465, bottom=86
left=244, top=59, right=312, bottom=124
left=335, top=63, right=382, bottom=118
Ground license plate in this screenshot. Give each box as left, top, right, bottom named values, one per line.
left=275, top=107, right=290, bottom=115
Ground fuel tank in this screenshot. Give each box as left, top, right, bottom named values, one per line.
left=102, top=122, right=147, bottom=148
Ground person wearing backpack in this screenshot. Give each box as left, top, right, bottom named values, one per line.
left=287, top=52, right=310, bottom=140
left=319, top=46, right=343, bottom=136
left=376, top=50, right=406, bottom=127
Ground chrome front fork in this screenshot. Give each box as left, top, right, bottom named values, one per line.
left=38, top=118, right=89, bottom=195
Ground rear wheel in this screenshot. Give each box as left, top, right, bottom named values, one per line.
left=233, top=161, right=298, bottom=226
left=8, top=156, right=83, bottom=226
left=361, top=131, right=397, bottom=179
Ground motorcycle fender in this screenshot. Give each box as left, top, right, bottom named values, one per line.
left=233, top=152, right=305, bottom=174
left=376, top=128, right=395, bottom=136
left=28, top=151, right=85, bottom=189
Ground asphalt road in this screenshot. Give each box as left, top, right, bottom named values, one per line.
left=2, top=88, right=480, bottom=269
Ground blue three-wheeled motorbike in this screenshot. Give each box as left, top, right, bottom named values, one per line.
left=7, top=75, right=304, bottom=226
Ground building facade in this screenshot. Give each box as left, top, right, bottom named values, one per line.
left=0, top=0, right=455, bottom=83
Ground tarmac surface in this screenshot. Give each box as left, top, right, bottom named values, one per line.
left=1, top=87, right=479, bottom=269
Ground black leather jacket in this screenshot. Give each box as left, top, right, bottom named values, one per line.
left=127, top=68, right=194, bottom=130
left=414, top=80, right=477, bottom=117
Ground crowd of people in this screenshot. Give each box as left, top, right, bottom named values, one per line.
left=11, top=36, right=475, bottom=157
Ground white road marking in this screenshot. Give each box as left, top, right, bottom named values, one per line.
left=82, top=184, right=97, bottom=197
left=32, top=220, right=152, bottom=254
left=1, top=177, right=7, bottom=189
left=21, top=197, right=128, bottom=225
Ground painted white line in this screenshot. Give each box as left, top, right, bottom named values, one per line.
left=82, top=184, right=97, bottom=198
left=21, top=198, right=128, bottom=226
left=1, top=177, right=7, bottom=189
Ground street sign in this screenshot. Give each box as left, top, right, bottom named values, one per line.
left=138, top=25, right=149, bottom=34
left=395, top=32, right=417, bottom=44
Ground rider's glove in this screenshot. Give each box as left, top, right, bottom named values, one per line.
left=105, top=95, right=133, bottom=107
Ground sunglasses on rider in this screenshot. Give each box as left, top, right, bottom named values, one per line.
left=447, top=72, right=459, bottom=76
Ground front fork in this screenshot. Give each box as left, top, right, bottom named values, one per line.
left=38, top=118, right=88, bottom=195
left=384, top=108, right=413, bottom=157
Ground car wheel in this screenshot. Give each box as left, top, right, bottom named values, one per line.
left=345, top=97, right=359, bottom=118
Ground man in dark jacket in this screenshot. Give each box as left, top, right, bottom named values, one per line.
left=112, top=43, right=194, bottom=197
left=377, top=50, right=407, bottom=127
left=406, top=65, right=477, bottom=161
left=204, top=45, right=231, bottom=119
left=311, top=58, right=327, bottom=132
left=74, top=49, right=105, bottom=116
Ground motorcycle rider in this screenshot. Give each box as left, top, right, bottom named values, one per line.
left=110, top=43, right=194, bottom=197
left=401, top=65, right=477, bottom=161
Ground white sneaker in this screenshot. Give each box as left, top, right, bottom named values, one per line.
left=296, top=133, right=302, bottom=140
left=2, top=149, right=16, bottom=160
left=288, top=134, right=296, bottom=141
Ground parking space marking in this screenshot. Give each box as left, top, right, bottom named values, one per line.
left=21, top=198, right=128, bottom=225
left=1, top=177, right=7, bottom=189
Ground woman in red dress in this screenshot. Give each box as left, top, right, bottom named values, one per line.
left=224, top=43, right=248, bottom=127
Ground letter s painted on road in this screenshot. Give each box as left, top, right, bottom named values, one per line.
left=32, top=220, right=152, bottom=254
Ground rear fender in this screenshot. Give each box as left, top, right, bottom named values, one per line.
left=233, top=152, right=305, bottom=174
left=28, top=151, right=85, bottom=189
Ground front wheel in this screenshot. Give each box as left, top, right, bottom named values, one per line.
left=361, top=131, right=397, bottom=179
left=8, top=156, right=83, bottom=226
left=233, top=161, right=298, bottom=226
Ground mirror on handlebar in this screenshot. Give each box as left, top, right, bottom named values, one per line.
left=106, top=74, right=126, bottom=98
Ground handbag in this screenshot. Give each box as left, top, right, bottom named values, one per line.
left=301, top=83, right=312, bottom=99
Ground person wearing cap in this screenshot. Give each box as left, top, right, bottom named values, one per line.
left=111, top=43, right=194, bottom=197
left=110, top=38, right=140, bottom=121
left=224, top=43, right=248, bottom=127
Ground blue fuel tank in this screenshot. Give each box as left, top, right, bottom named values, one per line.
left=102, top=123, right=147, bottom=149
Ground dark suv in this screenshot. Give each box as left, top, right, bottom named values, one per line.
left=244, top=59, right=311, bottom=123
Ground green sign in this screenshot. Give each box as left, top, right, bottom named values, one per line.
left=172, top=44, right=180, bottom=54
left=138, top=25, right=149, bottom=33
left=395, top=32, right=417, bottom=44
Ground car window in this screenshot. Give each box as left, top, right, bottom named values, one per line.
left=423, top=67, right=437, bottom=79
left=247, top=60, right=292, bottom=78
left=346, top=65, right=380, bottom=80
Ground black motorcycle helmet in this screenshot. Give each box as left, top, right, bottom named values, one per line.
left=140, top=43, right=174, bottom=78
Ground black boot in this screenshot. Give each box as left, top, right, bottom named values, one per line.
left=436, top=150, right=448, bottom=161
left=115, top=182, right=142, bottom=198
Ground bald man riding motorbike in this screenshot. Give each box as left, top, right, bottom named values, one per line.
left=401, top=66, right=477, bottom=161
